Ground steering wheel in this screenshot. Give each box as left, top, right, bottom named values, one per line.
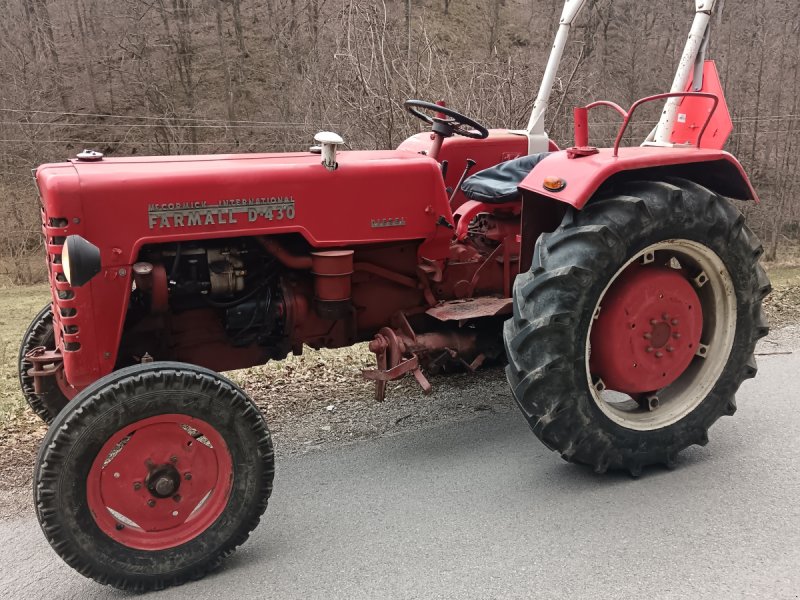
left=404, top=100, right=489, bottom=140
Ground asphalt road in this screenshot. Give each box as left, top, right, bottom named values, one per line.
left=1, top=350, right=799, bottom=600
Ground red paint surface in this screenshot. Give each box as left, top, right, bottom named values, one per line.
left=670, top=61, right=733, bottom=150
left=36, top=116, right=755, bottom=393
left=61, top=150, right=453, bottom=262
left=37, top=150, right=454, bottom=385
left=453, top=200, right=520, bottom=241
left=398, top=129, right=529, bottom=209
left=38, top=129, right=536, bottom=388
left=86, top=414, right=233, bottom=551
left=590, top=266, right=703, bottom=394
left=519, top=146, right=758, bottom=209
left=573, top=107, right=589, bottom=148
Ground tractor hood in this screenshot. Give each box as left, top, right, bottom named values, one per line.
left=37, top=149, right=453, bottom=266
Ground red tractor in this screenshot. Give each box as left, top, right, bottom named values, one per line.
left=22, top=0, right=769, bottom=591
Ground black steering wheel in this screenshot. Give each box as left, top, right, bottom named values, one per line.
left=404, top=100, right=489, bottom=140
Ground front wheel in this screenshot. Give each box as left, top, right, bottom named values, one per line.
left=18, top=304, right=74, bottom=423
left=504, top=178, right=770, bottom=475
left=34, top=362, right=274, bottom=591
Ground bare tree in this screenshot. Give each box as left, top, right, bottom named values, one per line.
left=0, top=0, right=799, bottom=280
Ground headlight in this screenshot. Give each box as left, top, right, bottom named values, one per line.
left=61, top=235, right=101, bottom=287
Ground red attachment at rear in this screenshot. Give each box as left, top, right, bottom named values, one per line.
left=573, top=107, right=589, bottom=148
left=589, top=266, right=703, bottom=394
left=569, top=74, right=728, bottom=158
left=613, top=92, right=719, bottom=157
left=670, top=60, right=733, bottom=150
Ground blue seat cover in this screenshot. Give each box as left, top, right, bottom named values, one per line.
left=461, top=152, right=552, bottom=204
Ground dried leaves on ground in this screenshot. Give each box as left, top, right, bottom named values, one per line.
left=762, top=283, right=800, bottom=327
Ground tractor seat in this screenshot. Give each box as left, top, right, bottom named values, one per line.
left=461, top=152, right=552, bottom=204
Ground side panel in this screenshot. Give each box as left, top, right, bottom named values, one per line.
left=398, top=130, right=529, bottom=209
left=65, top=150, right=454, bottom=267
left=37, top=165, right=132, bottom=387
left=518, top=147, right=758, bottom=209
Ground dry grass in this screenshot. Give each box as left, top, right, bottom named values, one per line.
left=0, top=284, right=50, bottom=421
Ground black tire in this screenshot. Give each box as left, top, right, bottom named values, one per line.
left=504, top=178, right=770, bottom=474
left=34, top=361, right=275, bottom=592
left=18, top=304, right=70, bottom=423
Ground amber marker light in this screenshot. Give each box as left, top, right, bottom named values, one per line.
left=542, top=176, right=567, bottom=192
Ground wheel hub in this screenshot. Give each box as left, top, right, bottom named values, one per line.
left=649, top=320, right=672, bottom=348
left=590, top=265, right=703, bottom=394
left=146, top=465, right=181, bottom=498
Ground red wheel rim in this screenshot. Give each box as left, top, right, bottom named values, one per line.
left=590, top=265, right=704, bottom=393
left=86, top=414, right=233, bottom=551
left=585, top=240, right=737, bottom=431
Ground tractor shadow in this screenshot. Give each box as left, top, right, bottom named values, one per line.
left=379, top=402, right=716, bottom=496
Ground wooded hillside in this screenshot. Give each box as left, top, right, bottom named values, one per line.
left=1, top=0, right=797, bottom=282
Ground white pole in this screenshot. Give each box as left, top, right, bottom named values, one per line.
left=650, top=0, right=717, bottom=145
left=524, top=0, right=589, bottom=153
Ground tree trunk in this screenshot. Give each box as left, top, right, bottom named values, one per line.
left=216, top=0, right=238, bottom=134
left=405, top=0, right=412, bottom=62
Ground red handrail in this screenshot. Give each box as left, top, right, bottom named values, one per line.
left=575, top=92, right=720, bottom=157
left=614, top=92, right=719, bottom=157
left=584, top=100, right=627, bottom=119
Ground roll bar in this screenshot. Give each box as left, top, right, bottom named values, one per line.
left=524, top=0, right=719, bottom=153
left=574, top=92, right=720, bottom=156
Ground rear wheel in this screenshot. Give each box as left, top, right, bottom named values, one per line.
left=18, top=304, right=75, bottom=423
left=504, top=178, right=770, bottom=474
left=34, top=362, right=274, bottom=591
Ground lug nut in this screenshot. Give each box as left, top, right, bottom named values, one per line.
left=184, top=473, right=192, bottom=481
left=673, top=332, right=681, bottom=339
left=147, top=499, right=156, bottom=508
left=646, top=347, right=654, bottom=353
left=662, top=313, right=670, bottom=320
left=133, top=482, right=142, bottom=491
left=650, top=319, right=658, bottom=325
left=643, top=333, right=652, bottom=340
left=667, top=346, right=675, bottom=353
left=170, top=455, right=178, bottom=463
left=671, top=319, right=679, bottom=326
left=655, top=351, right=664, bottom=358
left=173, top=494, right=182, bottom=503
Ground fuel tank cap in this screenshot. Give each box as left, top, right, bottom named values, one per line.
left=76, top=149, right=104, bottom=162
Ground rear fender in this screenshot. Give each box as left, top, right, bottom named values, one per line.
left=517, top=147, right=758, bottom=272
left=519, top=147, right=758, bottom=211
